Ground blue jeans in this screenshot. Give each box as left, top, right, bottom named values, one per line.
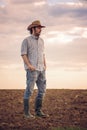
left=24, top=70, right=46, bottom=99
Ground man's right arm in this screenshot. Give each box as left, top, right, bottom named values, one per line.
left=21, top=54, right=36, bottom=71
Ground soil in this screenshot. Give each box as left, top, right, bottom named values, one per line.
left=0, top=89, right=87, bottom=130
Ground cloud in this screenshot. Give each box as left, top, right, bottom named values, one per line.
left=47, top=4, right=87, bottom=27
left=0, top=0, right=87, bottom=29
left=0, top=0, right=48, bottom=26
left=11, top=0, right=45, bottom=4
left=46, top=37, right=87, bottom=69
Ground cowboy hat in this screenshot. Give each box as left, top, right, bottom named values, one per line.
left=27, top=20, right=45, bottom=30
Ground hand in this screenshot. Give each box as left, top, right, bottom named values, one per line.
left=28, top=64, right=36, bottom=71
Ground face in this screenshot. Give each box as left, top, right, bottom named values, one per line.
left=33, top=26, right=42, bottom=37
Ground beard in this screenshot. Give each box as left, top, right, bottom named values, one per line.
left=35, top=31, right=41, bottom=37
left=34, top=28, right=41, bottom=37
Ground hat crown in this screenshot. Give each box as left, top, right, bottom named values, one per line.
left=32, top=20, right=41, bottom=26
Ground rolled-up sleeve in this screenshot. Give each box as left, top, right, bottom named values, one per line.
left=21, top=38, right=28, bottom=56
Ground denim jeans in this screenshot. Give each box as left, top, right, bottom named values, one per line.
left=24, top=70, right=46, bottom=99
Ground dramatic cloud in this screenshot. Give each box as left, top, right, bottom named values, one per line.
left=47, top=4, right=87, bottom=27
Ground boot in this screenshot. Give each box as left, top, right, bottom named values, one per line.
left=35, top=98, right=48, bottom=118
left=24, top=99, right=35, bottom=118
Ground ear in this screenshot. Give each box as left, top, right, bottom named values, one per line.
left=32, top=27, right=35, bottom=34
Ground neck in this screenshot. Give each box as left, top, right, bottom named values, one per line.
left=32, top=34, right=39, bottom=40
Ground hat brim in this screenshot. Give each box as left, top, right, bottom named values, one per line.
left=27, top=24, right=45, bottom=30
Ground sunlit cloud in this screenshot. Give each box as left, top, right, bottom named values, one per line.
left=47, top=34, right=74, bottom=44
left=70, top=27, right=87, bottom=38
left=0, top=0, right=6, bottom=8
left=46, top=30, right=80, bottom=44
left=34, top=1, right=46, bottom=6
left=82, top=29, right=87, bottom=38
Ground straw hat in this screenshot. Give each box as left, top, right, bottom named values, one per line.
left=27, top=20, right=45, bottom=30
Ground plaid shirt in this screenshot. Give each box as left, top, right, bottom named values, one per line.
left=21, top=35, right=45, bottom=71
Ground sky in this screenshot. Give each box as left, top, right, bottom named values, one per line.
left=0, top=0, right=87, bottom=89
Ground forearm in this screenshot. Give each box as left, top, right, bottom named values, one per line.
left=21, top=55, right=35, bottom=70
left=22, top=55, right=31, bottom=66
left=43, top=55, right=46, bottom=70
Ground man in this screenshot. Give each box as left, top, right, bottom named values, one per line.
left=21, top=20, right=47, bottom=118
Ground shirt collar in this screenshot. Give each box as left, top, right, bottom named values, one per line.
left=31, top=35, right=39, bottom=40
